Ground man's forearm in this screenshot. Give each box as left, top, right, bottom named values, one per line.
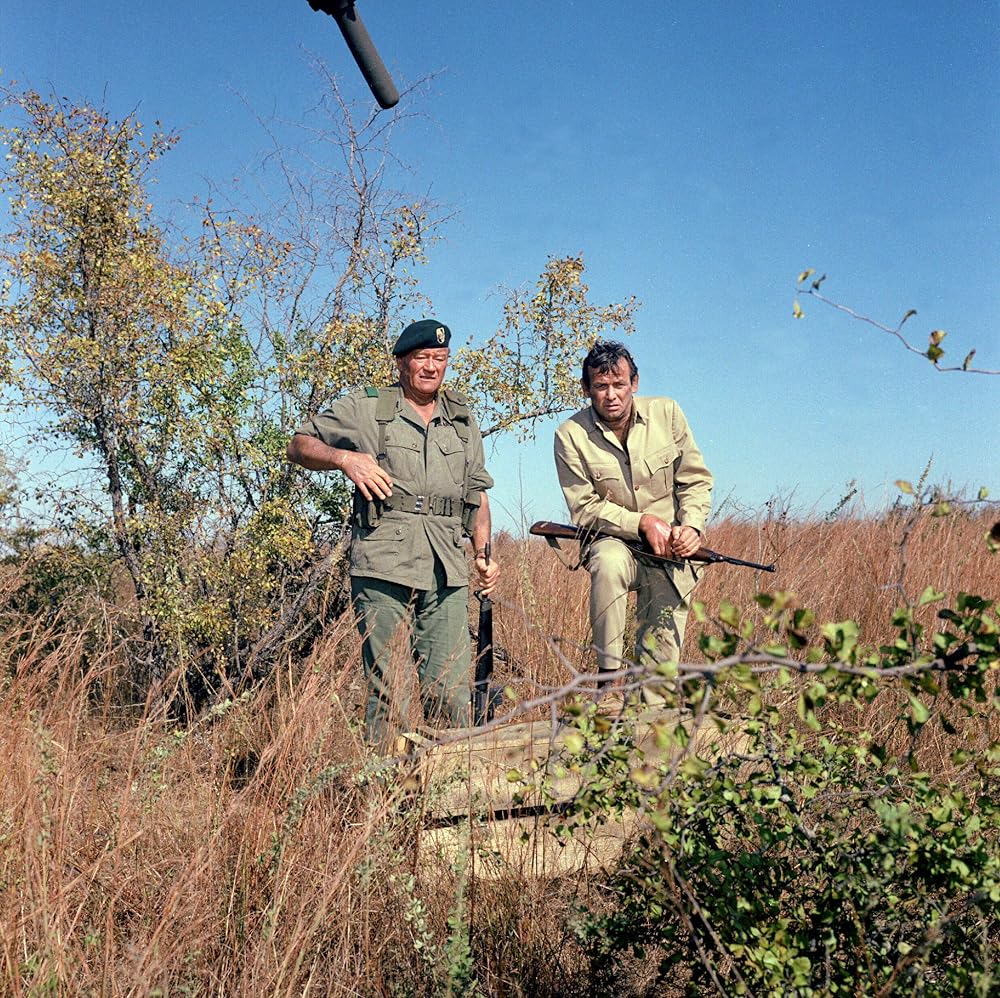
left=287, top=433, right=351, bottom=472
left=471, top=492, right=492, bottom=555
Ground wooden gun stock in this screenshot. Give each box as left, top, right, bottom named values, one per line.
left=529, top=521, right=776, bottom=573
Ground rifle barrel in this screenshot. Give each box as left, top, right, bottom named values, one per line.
left=691, top=547, right=776, bottom=572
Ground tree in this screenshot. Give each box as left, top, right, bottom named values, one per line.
left=449, top=254, right=639, bottom=438
left=1, top=90, right=215, bottom=688
left=0, top=79, right=639, bottom=702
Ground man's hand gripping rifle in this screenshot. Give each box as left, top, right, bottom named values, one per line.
left=529, top=521, right=776, bottom=573
left=472, top=542, right=496, bottom=726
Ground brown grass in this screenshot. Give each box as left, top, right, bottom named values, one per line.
left=488, top=506, right=998, bottom=693
left=1, top=506, right=997, bottom=995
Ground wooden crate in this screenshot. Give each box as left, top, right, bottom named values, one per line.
left=396, top=706, right=745, bottom=880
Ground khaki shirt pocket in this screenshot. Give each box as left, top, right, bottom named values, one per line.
left=644, top=444, right=679, bottom=500
left=587, top=461, right=626, bottom=504
left=383, top=432, right=422, bottom=482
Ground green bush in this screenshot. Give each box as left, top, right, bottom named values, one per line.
left=550, top=591, right=1000, bottom=996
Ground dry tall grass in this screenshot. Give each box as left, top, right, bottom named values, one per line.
left=1, top=507, right=997, bottom=995
left=489, top=506, right=998, bottom=697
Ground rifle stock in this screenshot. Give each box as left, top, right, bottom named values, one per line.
left=472, top=541, right=495, bottom=725
left=529, top=520, right=776, bottom=573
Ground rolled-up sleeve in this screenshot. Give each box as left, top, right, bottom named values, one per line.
left=464, top=416, right=494, bottom=502
left=294, top=394, right=376, bottom=454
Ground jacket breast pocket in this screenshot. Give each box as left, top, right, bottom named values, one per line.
left=383, top=435, right=421, bottom=483
left=644, top=445, right=678, bottom=500
left=435, top=433, right=467, bottom=487
left=588, top=462, right=625, bottom=503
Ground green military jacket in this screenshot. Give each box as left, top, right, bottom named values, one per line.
left=295, top=385, right=493, bottom=591
left=553, top=395, right=713, bottom=590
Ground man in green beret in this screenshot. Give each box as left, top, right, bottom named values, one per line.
left=288, top=319, right=500, bottom=746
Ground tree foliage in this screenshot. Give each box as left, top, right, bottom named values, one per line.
left=0, top=81, right=637, bottom=701
left=449, top=254, right=638, bottom=438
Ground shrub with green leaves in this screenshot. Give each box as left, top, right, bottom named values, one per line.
left=554, top=590, right=1000, bottom=996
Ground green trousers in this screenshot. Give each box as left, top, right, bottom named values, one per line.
left=351, top=558, right=471, bottom=746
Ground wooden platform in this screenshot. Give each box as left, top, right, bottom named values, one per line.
left=396, top=705, right=745, bottom=879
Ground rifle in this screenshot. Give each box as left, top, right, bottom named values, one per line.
left=472, top=542, right=497, bottom=725
left=529, top=521, right=776, bottom=573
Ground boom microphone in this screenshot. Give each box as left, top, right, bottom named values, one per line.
left=307, top=1, right=400, bottom=109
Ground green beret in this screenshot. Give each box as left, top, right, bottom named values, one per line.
left=393, top=319, right=451, bottom=355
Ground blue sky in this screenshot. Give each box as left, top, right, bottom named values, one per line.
left=5, top=1, right=998, bottom=533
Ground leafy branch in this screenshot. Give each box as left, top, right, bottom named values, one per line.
left=793, top=269, right=998, bottom=375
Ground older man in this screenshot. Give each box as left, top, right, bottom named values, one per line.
left=554, top=341, right=712, bottom=683
left=288, top=319, right=499, bottom=744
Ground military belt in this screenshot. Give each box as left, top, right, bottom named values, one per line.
left=381, top=494, right=461, bottom=517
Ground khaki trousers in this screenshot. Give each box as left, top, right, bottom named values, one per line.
left=586, top=537, right=691, bottom=676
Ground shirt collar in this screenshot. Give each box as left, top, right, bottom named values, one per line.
left=588, top=396, right=646, bottom=433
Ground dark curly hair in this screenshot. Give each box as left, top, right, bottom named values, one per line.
left=581, top=341, right=638, bottom=390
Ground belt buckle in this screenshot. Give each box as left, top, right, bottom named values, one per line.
left=413, top=495, right=426, bottom=514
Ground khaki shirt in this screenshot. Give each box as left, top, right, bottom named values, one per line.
left=296, top=386, right=493, bottom=590
left=554, top=396, right=713, bottom=588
